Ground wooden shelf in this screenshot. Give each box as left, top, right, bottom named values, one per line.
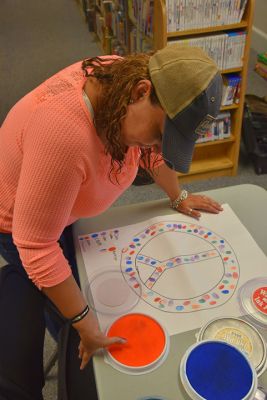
left=220, top=104, right=239, bottom=111
left=177, top=156, right=234, bottom=182
left=195, top=136, right=235, bottom=148
left=189, top=157, right=233, bottom=174
left=167, top=21, right=248, bottom=39
left=221, top=67, right=243, bottom=74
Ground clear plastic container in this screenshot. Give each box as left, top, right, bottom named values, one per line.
left=85, top=269, right=141, bottom=315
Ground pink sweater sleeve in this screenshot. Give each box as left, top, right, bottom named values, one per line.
left=12, top=105, right=87, bottom=289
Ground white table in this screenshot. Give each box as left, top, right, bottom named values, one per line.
left=73, top=184, right=267, bottom=400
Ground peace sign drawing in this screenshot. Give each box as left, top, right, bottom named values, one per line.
left=120, top=221, right=239, bottom=313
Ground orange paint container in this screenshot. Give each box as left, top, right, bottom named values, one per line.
left=105, top=313, right=169, bottom=374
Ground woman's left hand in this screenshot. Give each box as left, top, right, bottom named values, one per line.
left=176, top=193, right=223, bottom=219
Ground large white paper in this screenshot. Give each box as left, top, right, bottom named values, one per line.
left=78, top=204, right=267, bottom=335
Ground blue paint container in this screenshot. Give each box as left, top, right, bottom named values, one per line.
left=180, top=340, right=257, bottom=400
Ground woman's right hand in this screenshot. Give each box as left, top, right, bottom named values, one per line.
left=73, top=309, right=126, bottom=370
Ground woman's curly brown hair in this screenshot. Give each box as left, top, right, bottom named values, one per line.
left=81, top=54, right=162, bottom=183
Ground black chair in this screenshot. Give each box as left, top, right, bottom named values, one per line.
left=57, top=322, right=98, bottom=400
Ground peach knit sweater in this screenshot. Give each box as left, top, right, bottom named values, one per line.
left=0, top=57, right=151, bottom=289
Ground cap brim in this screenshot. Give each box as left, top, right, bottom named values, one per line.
left=162, top=116, right=196, bottom=173
left=161, top=72, right=222, bottom=173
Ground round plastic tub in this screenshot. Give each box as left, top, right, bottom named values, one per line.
left=180, top=340, right=258, bottom=400
left=105, top=313, right=170, bottom=374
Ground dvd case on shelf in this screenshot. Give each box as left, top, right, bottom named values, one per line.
left=166, top=0, right=248, bottom=32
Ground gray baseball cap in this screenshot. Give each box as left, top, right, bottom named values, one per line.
left=149, top=45, right=223, bottom=173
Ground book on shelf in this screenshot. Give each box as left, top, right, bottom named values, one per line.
left=168, top=31, right=246, bottom=70
left=128, top=0, right=153, bottom=38
left=222, top=74, right=242, bottom=106
left=110, top=38, right=127, bottom=55
left=257, top=53, right=267, bottom=66
left=255, top=62, right=267, bottom=81
left=95, top=11, right=105, bottom=41
left=238, top=0, right=249, bottom=22
left=103, top=1, right=113, bottom=32
left=129, top=27, right=153, bottom=53
left=196, top=112, right=231, bottom=143
left=234, top=80, right=241, bottom=104
left=111, top=5, right=128, bottom=47
left=166, top=0, right=248, bottom=32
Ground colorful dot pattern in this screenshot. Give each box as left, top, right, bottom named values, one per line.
left=120, top=221, right=239, bottom=313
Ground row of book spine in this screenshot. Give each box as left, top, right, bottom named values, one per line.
left=128, top=0, right=154, bottom=38
left=166, top=0, right=248, bottom=32
left=93, top=1, right=128, bottom=55
left=168, top=31, right=246, bottom=70
left=106, top=1, right=154, bottom=54
left=196, top=112, right=231, bottom=143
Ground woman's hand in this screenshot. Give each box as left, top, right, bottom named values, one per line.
left=74, top=309, right=126, bottom=370
left=176, top=193, right=223, bottom=219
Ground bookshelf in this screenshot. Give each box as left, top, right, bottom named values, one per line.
left=89, top=0, right=255, bottom=183
left=89, top=1, right=155, bottom=54
left=153, top=0, right=255, bottom=183
left=87, top=0, right=129, bottom=54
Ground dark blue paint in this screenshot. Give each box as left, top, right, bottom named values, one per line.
left=185, top=342, right=253, bottom=400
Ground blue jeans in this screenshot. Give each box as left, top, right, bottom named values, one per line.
left=0, top=226, right=79, bottom=399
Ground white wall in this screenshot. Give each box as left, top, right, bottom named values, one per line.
left=251, top=0, right=267, bottom=53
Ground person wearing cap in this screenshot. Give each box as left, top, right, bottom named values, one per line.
left=0, top=44, right=222, bottom=398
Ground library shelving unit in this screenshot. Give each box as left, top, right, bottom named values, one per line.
left=87, top=0, right=255, bottom=183
left=88, top=1, right=155, bottom=54
left=83, top=0, right=128, bottom=54
left=153, top=0, right=255, bottom=183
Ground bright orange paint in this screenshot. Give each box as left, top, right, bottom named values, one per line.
left=107, top=313, right=166, bottom=367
